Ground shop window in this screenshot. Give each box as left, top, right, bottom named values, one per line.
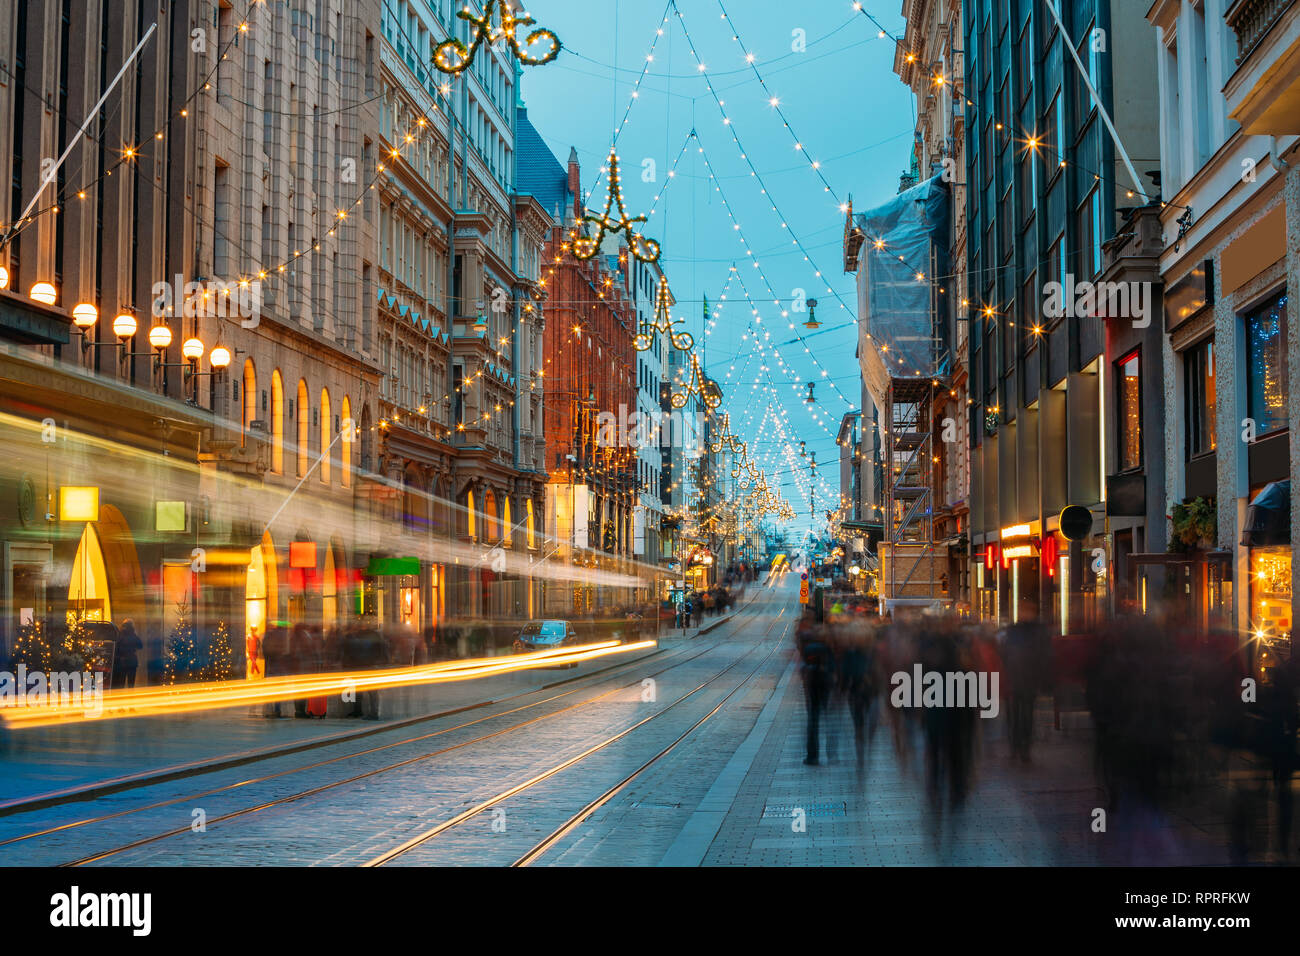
left=1184, top=339, right=1216, bottom=458
left=1245, top=291, right=1289, bottom=436
left=1251, top=548, right=1292, bottom=680
left=1116, top=350, right=1141, bottom=472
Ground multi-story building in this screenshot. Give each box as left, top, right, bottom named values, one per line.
left=627, top=256, right=666, bottom=577
left=1146, top=0, right=1297, bottom=673
left=374, top=0, right=550, bottom=634
left=962, top=0, right=1160, bottom=628
left=893, top=0, right=971, bottom=610
left=0, top=0, right=392, bottom=678
left=527, top=142, right=641, bottom=614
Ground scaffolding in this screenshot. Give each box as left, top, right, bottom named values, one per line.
left=851, top=177, right=951, bottom=612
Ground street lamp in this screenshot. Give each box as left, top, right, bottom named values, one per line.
left=802, top=297, right=819, bottom=330
left=30, top=282, right=58, bottom=306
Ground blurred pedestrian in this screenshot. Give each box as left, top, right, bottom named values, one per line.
left=797, top=613, right=835, bottom=765
left=262, top=625, right=290, bottom=718
left=112, top=619, right=143, bottom=690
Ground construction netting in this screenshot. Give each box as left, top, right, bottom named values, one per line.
left=852, top=174, right=950, bottom=404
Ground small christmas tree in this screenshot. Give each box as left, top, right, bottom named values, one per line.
left=11, top=620, right=51, bottom=671
left=205, top=620, right=237, bottom=682
left=164, top=600, right=199, bottom=684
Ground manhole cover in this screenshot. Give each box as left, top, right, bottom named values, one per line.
left=762, top=802, right=846, bottom=819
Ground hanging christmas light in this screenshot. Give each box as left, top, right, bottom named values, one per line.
left=432, top=0, right=561, bottom=76
left=572, top=148, right=661, bottom=264
left=634, top=275, right=693, bottom=351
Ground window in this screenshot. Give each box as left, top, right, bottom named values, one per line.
left=242, top=360, right=256, bottom=447
left=271, top=370, right=284, bottom=474
left=297, top=380, right=310, bottom=477
left=1245, top=291, right=1290, bottom=435
left=1116, top=350, right=1142, bottom=472
left=1184, top=339, right=1216, bottom=458
left=320, top=388, right=332, bottom=484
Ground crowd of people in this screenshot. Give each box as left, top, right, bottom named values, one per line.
left=793, top=600, right=1051, bottom=812
left=791, top=596, right=1298, bottom=860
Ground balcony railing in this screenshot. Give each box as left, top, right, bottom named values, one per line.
left=1227, top=0, right=1297, bottom=64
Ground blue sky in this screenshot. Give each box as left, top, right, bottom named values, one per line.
left=520, top=0, right=914, bottom=531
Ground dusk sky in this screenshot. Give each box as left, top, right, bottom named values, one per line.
left=521, top=1, right=914, bottom=530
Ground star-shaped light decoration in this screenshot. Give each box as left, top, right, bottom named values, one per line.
left=635, top=275, right=693, bottom=351
left=433, top=1, right=561, bottom=76
left=572, top=149, right=661, bottom=264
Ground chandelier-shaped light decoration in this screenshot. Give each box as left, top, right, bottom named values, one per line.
left=709, top=412, right=745, bottom=454
left=572, top=149, right=661, bottom=264
left=433, top=0, right=561, bottom=76
left=635, top=275, right=693, bottom=351
left=670, top=354, right=721, bottom=410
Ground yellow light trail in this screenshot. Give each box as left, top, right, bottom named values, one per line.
left=0, top=640, right=657, bottom=730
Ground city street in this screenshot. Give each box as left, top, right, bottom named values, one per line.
left=0, top=574, right=1279, bottom=867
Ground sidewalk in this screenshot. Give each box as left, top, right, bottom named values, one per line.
left=671, top=659, right=1283, bottom=866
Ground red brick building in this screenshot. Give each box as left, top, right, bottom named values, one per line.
left=538, top=150, right=640, bottom=610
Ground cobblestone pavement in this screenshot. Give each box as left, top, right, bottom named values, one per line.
left=0, top=593, right=763, bottom=808
left=2, top=576, right=1283, bottom=866
left=0, top=585, right=781, bottom=866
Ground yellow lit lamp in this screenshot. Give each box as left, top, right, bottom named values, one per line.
left=112, top=312, right=137, bottom=339
left=148, top=324, right=172, bottom=350
left=59, top=486, right=100, bottom=523
left=0, top=265, right=9, bottom=290
left=30, top=282, right=58, bottom=306
left=73, top=303, right=98, bottom=353
left=181, top=337, right=204, bottom=361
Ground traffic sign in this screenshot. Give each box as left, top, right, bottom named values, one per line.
left=800, top=572, right=808, bottom=581
left=799, top=582, right=810, bottom=604
left=1059, top=505, right=1093, bottom=541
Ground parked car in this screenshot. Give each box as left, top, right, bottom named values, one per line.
left=513, top=620, right=580, bottom=667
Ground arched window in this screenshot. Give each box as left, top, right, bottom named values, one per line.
left=241, top=360, right=256, bottom=447
left=526, top=498, right=536, bottom=550
left=296, top=379, right=309, bottom=477
left=483, top=489, right=498, bottom=543
left=271, top=370, right=284, bottom=474
left=340, top=395, right=352, bottom=488
left=502, top=496, right=513, bottom=548
left=320, top=388, right=332, bottom=485
left=466, top=490, right=477, bottom=539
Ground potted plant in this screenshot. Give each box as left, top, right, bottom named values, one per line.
left=1169, top=497, right=1217, bottom=552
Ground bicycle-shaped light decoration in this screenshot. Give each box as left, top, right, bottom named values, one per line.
left=432, top=0, right=561, bottom=76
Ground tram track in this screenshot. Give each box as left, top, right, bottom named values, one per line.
left=364, top=604, right=791, bottom=867
left=26, top=592, right=771, bottom=866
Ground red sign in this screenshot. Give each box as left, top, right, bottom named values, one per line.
left=984, top=543, right=998, bottom=570
left=289, top=540, right=317, bottom=569
left=1042, top=533, right=1058, bottom=575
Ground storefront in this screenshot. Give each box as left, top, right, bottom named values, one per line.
left=1243, top=480, right=1292, bottom=681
